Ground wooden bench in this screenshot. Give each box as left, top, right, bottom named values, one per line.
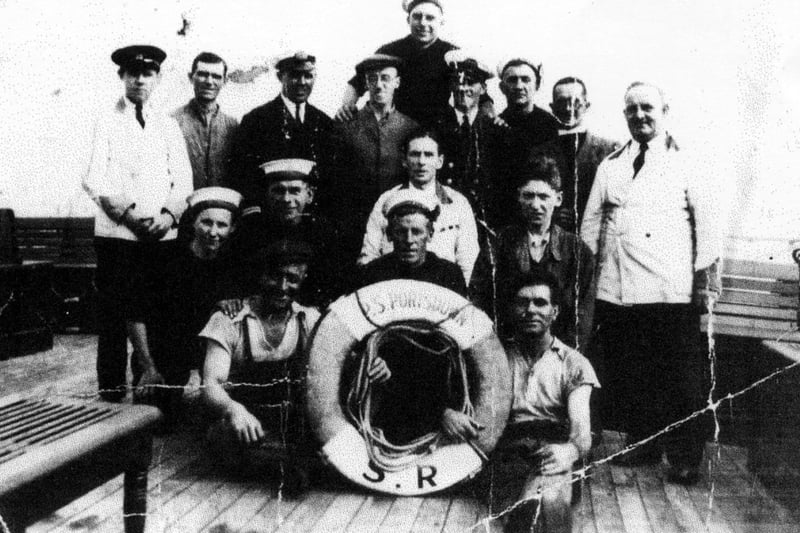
left=702, top=250, right=800, bottom=342
left=9, top=216, right=98, bottom=333
left=0, top=395, right=161, bottom=533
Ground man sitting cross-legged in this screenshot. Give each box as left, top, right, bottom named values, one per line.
left=200, top=240, right=321, bottom=495
left=483, top=270, right=599, bottom=533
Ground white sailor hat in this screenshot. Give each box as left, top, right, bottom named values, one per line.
left=444, top=50, right=493, bottom=83
left=402, top=0, right=444, bottom=13
left=259, top=158, right=316, bottom=183
left=186, top=187, right=242, bottom=214
left=273, top=51, right=316, bottom=72
left=497, top=55, right=543, bottom=82
left=383, top=188, right=440, bottom=221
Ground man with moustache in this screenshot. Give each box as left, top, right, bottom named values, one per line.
left=229, top=51, right=336, bottom=216
left=335, top=0, right=493, bottom=126
left=172, top=52, right=238, bottom=190
left=83, top=45, right=192, bottom=401
left=581, top=82, right=721, bottom=484
left=545, top=77, right=619, bottom=232
left=333, top=54, right=418, bottom=258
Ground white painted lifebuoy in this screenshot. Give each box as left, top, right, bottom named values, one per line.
left=307, top=280, right=511, bottom=496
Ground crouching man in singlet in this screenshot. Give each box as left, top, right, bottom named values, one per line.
left=199, top=240, right=320, bottom=495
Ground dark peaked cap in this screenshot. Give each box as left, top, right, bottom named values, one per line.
left=111, top=45, right=166, bottom=71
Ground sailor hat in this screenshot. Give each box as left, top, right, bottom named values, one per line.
left=259, top=158, right=316, bottom=183
left=444, top=50, right=493, bottom=83
left=384, top=188, right=440, bottom=221
left=186, top=187, right=242, bottom=214
left=273, top=51, right=316, bottom=73
left=402, top=0, right=444, bottom=13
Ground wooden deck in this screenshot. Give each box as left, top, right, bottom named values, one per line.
left=2, top=335, right=800, bottom=532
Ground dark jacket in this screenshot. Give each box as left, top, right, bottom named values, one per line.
left=358, top=251, right=467, bottom=297
left=470, top=223, right=595, bottom=350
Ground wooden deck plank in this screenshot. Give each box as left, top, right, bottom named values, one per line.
left=441, top=496, right=481, bottom=533
left=408, top=496, right=451, bottom=533
left=308, top=493, right=367, bottom=533
left=344, top=495, right=395, bottom=533
left=376, top=496, right=425, bottom=533
left=198, top=483, right=275, bottom=533
left=169, top=478, right=252, bottom=532
left=634, top=464, right=684, bottom=533
left=31, top=436, right=196, bottom=532
left=587, top=435, right=631, bottom=533
left=272, top=490, right=337, bottom=533
left=573, top=475, right=598, bottom=533
left=608, top=464, right=655, bottom=533
left=235, top=492, right=302, bottom=533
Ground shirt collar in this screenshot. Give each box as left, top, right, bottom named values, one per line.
left=631, top=132, right=667, bottom=155
left=120, top=96, right=153, bottom=118
left=189, top=98, right=220, bottom=119
left=558, top=123, right=587, bottom=135
left=365, top=101, right=396, bottom=122
left=510, top=335, right=569, bottom=365
left=281, top=93, right=305, bottom=121
left=237, top=296, right=301, bottom=321
left=400, top=181, right=453, bottom=205
left=454, top=107, right=479, bottom=126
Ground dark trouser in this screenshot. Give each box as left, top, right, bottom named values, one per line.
left=94, top=237, right=177, bottom=402
left=593, top=301, right=709, bottom=468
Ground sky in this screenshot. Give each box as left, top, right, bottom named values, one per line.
left=1, top=0, right=799, bottom=262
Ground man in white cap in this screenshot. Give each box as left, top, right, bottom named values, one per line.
left=333, top=54, right=419, bottom=258
left=230, top=158, right=348, bottom=308
left=360, top=128, right=479, bottom=284
left=358, top=187, right=466, bottom=296
left=230, top=51, right=336, bottom=216
left=335, top=0, right=494, bottom=127
left=127, top=187, right=241, bottom=420
left=434, top=50, right=505, bottom=228
left=83, top=44, right=193, bottom=401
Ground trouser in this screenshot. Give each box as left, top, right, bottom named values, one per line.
left=94, top=237, right=177, bottom=401
left=593, top=301, right=709, bottom=468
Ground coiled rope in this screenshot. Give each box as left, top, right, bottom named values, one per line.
left=345, top=321, right=476, bottom=472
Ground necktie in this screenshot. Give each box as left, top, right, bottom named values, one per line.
left=295, top=103, right=302, bottom=124
left=460, top=112, right=471, bottom=138
left=632, top=142, right=648, bottom=178
left=135, top=103, right=145, bottom=129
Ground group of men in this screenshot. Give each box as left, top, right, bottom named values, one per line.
left=82, top=0, right=721, bottom=530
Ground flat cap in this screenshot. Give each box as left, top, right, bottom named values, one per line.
left=111, top=45, right=166, bottom=71
left=402, top=0, right=444, bottom=13
left=186, top=187, right=242, bottom=214
left=259, top=158, right=316, bottom=183
left=273, top=50, right=316, bottom=72
left=355, top=54, right=404, bottom=75
left=383, top=188, right=440, bottom=221
left=444, top=50, right=493, bottom=83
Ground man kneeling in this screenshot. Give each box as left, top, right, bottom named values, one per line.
left=199, top=240, right=320, bottom=494
left=488, top=271, right=599, bottom=533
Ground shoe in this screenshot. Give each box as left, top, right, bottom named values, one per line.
left=666, top=465, right=700, bottom=485
left=611, top=446, right=662, bottom=467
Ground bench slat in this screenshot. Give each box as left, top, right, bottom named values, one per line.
left=724, top=259, right=800, bottom=281
left=719, top=290, right=798, bottom=309
left=703, top=314, right=797, bottom=334
left=722, top=276, right=798, bottom=295
left=713, top=303, right=798, bottom=321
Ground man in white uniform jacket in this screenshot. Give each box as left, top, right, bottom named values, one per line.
left=580, top=81, right=721, bottom=484
left=83, top=44, right=193, bottom=401
left=359, top=127, right=479, bottom=284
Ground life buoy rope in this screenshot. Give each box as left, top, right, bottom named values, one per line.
left=345, top=322, right=475, bottom=472
left=307, top=280, right=511, bottom=496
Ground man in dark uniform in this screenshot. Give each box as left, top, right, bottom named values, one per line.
left=335, top=0, right=493, bottom=126
left=495, top=57, right=561, bottom=228
left=332, top=54, right=418, bottom=259
left=544, top=77, right=619, bottom=232
left=229, top=51, right=336, bottom=215
left=231, top=158, right=348, bottom=308
left=434, top=50, right=504, bottom=229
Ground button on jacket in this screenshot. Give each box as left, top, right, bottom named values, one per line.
left=581, top=134, right=720, bottom=305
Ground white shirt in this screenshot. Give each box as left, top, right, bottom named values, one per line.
left=359, top=182, right=480, bottom=284
left=281, top=93, right=305, bottom=123
left=581, top=133, right=721, bottom=305
left=527, top=230, right=550, bottom=262
left=454, top=107, right=479, bottom=127
left=83, top=97, right=193, bottom=241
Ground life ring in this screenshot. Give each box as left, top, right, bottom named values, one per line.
left=307, top=280, right=511, bottom=496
